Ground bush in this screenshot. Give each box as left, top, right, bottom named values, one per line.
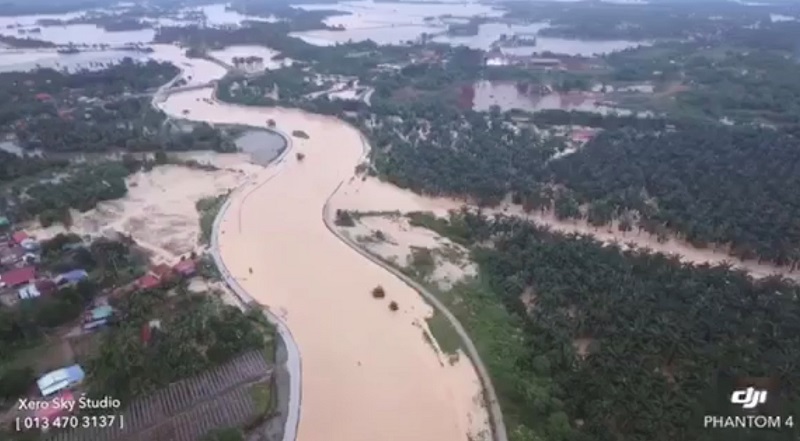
left=334, top=209, right=355, bottom=227
left=372, top=285, right=385, bottom=299
left=0, top=367, right=34, bottom=402
left=389, top=301, right=399, bottom=312
left=202, top=427, right=244, bottom=441
left=296, top=152, right=305, bottom=161
left=291, top=130, right=309, bottom=139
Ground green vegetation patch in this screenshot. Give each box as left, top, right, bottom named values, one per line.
left=406, top=246, right=435, bottom=279
left=424, top=308, right=462, bottom=360
left=196, top=193, right=230, bottom=245
left=291, top=130, right=310, bottom=139
left=248, top=381, right=274, bottom=417
left=202, top=427, right=245, bottom=441
left=87, top=294, right=273, bottom=404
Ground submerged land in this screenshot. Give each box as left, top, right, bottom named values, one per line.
left=1, top=0, right=800, bottom=441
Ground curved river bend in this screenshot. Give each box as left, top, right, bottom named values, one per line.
left=157, top=79, right=489, bottom=441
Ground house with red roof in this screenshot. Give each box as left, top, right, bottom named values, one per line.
left=151, top=263, right=175, bottom=281
left=136, top=274, right=161, bottom=290
left=34, top=390, right=75, bottom=426
left=0, top=266, right=36, bottom=288
left=34, top=92, right=53, bottom=102
left=570, top=128, right=599, bottom=144
left=11, top=231, right=29, bottom=245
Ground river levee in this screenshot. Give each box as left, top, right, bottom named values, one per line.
left=156, top=82, right=490, bottom=440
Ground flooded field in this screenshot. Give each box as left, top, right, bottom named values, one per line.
left=0, top=49, right=149, bottom=72
left=290, top=0, right=499, bottom=45
left=0, top=3, right=272, bottom=48
left=470, top=80, right=632, bottom=114
left=208, top=45, right=293, bottom=70
left=435, top=22, right=646, bottom=56
left=0, top=1, right=647, bottom=57
left=286, top=1, right=646, bottom=54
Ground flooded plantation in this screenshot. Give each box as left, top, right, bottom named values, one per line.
left=467, top=80, right=632, bottom=114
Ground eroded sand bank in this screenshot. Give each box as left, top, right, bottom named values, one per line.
left=337, top=174, right=797, bottom=280
left=158, top=88, right=489, bottom=441
left=29, top=154, right=258, bottom=263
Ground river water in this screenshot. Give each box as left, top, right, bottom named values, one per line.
left=234, top=129, right=287, bottom=166
left=0, top=0, right=647, bottom=73
left=151, top=46, right=491, bottom=440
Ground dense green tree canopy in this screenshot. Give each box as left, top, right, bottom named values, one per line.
left=420, top=209, right=800, bottom=441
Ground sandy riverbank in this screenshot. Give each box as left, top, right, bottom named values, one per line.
left=336, top=173, right=797, bottom=280
left=28, top=153, right=258, bottom=263
left=158, top=87, right=490, bottom=441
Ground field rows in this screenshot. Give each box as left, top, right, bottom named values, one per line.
left=49, top=351, right=271, bottom=441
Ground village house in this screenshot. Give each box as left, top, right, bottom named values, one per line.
left=570, top=128, right=600, bottom=144
left=83, top=304, right=114, bottom=331
left=17, top=279, right=57, bottom=300
left=54, top=269, right=89, bottom=287
left=136, top=273, right=161, bottom=290
left=0, top=265, right=36, bottom=289
left=37, top=364, right=85, bottom=397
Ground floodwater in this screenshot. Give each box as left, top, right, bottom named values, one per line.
left=234, top=129, right=287, bottom=166
left=153, top=47, right=490, bottom=441
left=770, top=14, right=796, bottom=22
left=181, top=3, right=279, bottom=26
left=471, top=80, right=630, bottom=114
left=1, top=1, right=645, bottom=56
left=435, top=22, right=646, bottom=56
left=291, top=2, right=644, bottom=55
left=0, top=3, right=274, bottom=48
left=290, top=0, right=499, bottom=46
left=208, top=45, right=294, bottom=70
left=0, top=49, right=149, bottom=72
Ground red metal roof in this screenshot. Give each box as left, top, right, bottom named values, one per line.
left=136, top=274, right=161, bottom=290
left=151, top=263, right=173, bottom=279
left=35, top=93, right=53, bottom=101
left=1, top=266, right=36, bottom=287
left=11, top=231, right=28, bottom=244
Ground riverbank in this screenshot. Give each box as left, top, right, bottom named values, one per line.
left=27, top=153, right=259, bottom=262
left=156, top=84, right=492, bottom=441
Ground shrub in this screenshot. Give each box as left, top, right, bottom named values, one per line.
left=372, top=285, right=385, bottom=298
left=389, top=301, right=399, bottom=312
left=334, top=209, right=355, bottom=227
left=296, top=152, right=305, bottom=161
left=291, top=130, right=309, bottom=139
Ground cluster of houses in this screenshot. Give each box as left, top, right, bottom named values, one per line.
left=0, top=230, right=94, bottom=307
left=0, top=224, right=203, bottom=428
left=0, top=230, right=48, bottom=302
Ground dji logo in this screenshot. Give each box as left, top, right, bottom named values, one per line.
left=730, top=387, right=767, bottom=409
left=703, top=383, right=794, bottom=430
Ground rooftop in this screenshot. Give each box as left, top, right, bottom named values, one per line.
left=137, top=274, right=161, bottom=290
left=37, top=365, right=85, bottom=397
left=0, top=266, right=36, bottom=288
left=11, top=231, right=29, bottom=244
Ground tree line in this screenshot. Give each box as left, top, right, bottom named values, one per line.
left=415, top=209, right=800, bottom=441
